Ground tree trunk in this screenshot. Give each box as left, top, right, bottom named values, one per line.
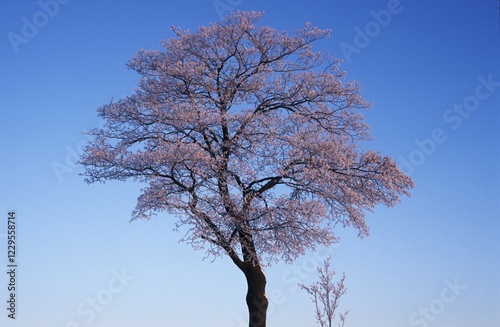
left=242, top=264, right=268, bottom=327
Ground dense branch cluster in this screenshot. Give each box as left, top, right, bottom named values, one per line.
left=80, top=11, right=413, bottom=268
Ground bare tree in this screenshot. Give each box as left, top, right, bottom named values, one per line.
left=300, top=257, right=349, bottom=327
left=79, top=11, right=413, bottom=327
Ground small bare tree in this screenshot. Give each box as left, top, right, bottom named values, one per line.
left=299, top=257, right=349, bottom=327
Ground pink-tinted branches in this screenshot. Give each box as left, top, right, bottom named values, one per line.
left=79, top=11, right=413, bottom=267
left=299, top=257, right=349, bottom=327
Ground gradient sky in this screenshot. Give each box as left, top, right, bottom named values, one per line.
left=1, top=1, right=499, bottom=326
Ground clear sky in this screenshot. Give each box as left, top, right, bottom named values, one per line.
left=0, top=1, right=499, bottom=326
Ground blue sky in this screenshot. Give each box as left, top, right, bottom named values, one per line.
left=0, top=0, right=498, bottom=326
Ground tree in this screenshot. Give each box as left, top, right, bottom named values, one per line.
left=299, top=257, right=349, bottom=327
left=79, top=11, right=413, bottom=327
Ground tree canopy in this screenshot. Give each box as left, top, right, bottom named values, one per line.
left=80, top=10, right=413, bottom=268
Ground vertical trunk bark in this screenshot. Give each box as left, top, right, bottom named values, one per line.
left=243, top=264, right=268, bottom=327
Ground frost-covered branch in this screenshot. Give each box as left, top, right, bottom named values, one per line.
left=299, top=257, right=349, bottom=327
left=79, top=10, right=413, bottom=267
